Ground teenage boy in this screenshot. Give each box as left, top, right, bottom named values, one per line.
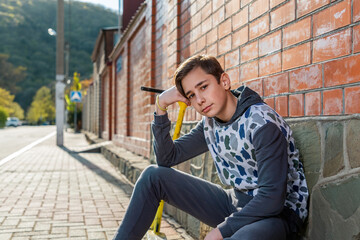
left=113, top=55, right=308, bottom=240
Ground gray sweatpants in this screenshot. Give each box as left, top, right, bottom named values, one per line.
left=113, top=165, right=290, bottom=240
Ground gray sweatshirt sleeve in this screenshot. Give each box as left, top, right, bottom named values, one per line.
left=151, top=112, right=208, bottom=167
left=218, top=122, right=288, bottom=237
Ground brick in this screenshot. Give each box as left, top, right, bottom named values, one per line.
left=249, top=14, right=269, bottom=40
left=259, top=30, right=281, bottom=56
left=324, top=54, right=360, bottom=87
left=191, top=12, right=201, bottom=28
left=201, top=2, right=212, bottom=21
left=259, top=52, right=281, bottom=76
left=313, top=29, right=351, bottom=63
left=289, top=64, right=322, bottom=92
left=180, top=21, right=190, bottom=38
left=196, top=35, right=206, bottom=52
left=225, top=49, right=240, bottom=69
left=283, top=17, right=311, bottom=48
left=345, top=86, right=360, bottom=114
left=218, top=55, right=225, bottom=69
left=249, top=0, right=269, bottom=21
left=241, top=41, right=259, bottom=62
left=202, top=16, right=212, bottom=35
left=218, top=35, right=232, bottom=55
left=206, top=43, right=217, bottom=56
left=232, top=26, right=248, bottom=48
left=227, top=67, right=240, bottom=86
left=241, top=0, right=252, bottom=8
left=355, top=0, right=360, bottom=22
left=190, top=25, right=201, bottom=41
left=225, top=0, right=241, bottom=18
left=206, top=28, right=218, bottom=46
left=197, top=0, right=207, bottom=12
left=305, top=91, right=321, bottom=116
left=354, top=24, right=360, bottom=53
left=264, top=97, right=275, bottom=108
left=313, top=0, right=351, bottom=37
left=263, top=72, right=289, bottom=96
left=270, top=0, right=295, bottom=30
left=275, top=95, right=288, bottom=117
left=270, top=0, right=286, bottom=8
left=219, top=18, right=232, bottom=39
left=240, top=60, right=259, bottom=82
left=297, top=0, right=329, bottom=17
left=282, top=42, right=311, bottom=70
left=289, top=94, right=304, bottom=117
left=232, top=6, right=249, bottom=31
left=323, top=88, right=343, bottom=115
left=212, top=6, right=225, bottom=27
left=213, top=0, right=225, bottom=11
left=245, top=78, right=263, bottom=96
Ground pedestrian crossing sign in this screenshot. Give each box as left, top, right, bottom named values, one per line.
left=70, top=91, right=82, bottom=102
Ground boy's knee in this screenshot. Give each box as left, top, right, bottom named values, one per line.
left=138, top=165, right=171, bottom=185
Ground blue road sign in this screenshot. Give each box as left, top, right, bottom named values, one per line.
left=70, top=91, right=82, bottom=102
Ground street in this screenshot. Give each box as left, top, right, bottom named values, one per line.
left=0, top=126, right=56, bottom=161
left=0, top=127, right=192, bottom=240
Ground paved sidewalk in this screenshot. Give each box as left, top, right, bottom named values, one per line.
left=0, top=131, right=193, bottom=240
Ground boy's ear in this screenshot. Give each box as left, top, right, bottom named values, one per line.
left=221, top=73, right=231, bottom=90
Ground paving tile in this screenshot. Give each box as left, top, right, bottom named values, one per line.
left=0, top=131, right=193, bottom=240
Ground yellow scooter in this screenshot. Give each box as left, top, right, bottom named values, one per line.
left=141, top=86, right=187, bottom=240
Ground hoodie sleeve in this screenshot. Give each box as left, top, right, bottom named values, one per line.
left=151, top=112, right=209, bottom=167
left=217, top=122, right=288, bottom=237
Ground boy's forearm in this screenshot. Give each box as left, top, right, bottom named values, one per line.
left=151, top=114, right=208, bottom=167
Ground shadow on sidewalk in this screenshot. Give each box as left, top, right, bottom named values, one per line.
left=60, top=146, right=134, bottom=196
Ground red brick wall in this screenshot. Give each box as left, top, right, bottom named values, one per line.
left=109, top=0, right=360, bottom=158
left=164, top=0, right=360, bottom=120
left=112, top=4, right=153, bottom=158
left=102, top=72, right=109, bottom=140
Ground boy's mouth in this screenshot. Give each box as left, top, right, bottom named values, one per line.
left=202, top=104, right=213, bottom=113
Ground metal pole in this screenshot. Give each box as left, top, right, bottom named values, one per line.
left=74, top=103, right=77, bottom=133
left=56, top=0, right=65, bottom=146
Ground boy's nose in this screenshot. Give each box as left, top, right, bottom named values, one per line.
left=196, top=94, right=205, bottom=105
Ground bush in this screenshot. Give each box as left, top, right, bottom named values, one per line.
left=0, top=107, right=8, bottom=128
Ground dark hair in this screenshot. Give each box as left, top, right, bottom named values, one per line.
left=174, top=55, right=224, bottom=97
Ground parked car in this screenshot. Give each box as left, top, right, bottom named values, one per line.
left=6, top=117, right=21, bottom=127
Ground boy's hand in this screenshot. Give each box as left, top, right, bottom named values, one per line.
left=204, top=228, right=223, bottom=240
left=156, top=86, right=190, bottom=115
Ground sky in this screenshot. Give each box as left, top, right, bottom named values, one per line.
left=75, top=0, right=119, bottom=12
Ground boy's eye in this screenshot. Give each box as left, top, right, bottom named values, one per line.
left=188, top=93, right=194, bottom=99
left=200, top=85, right=207, bottom=90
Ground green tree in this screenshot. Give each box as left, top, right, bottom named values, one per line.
left=0, top=53, right=26, bottom=94
left=0, top=87, right=24, bottom=119
left=26, top=86, right=55, bottom=124
left=0, top=0, right=118, bottom=112
left=0, top=107, right=8, bottom=128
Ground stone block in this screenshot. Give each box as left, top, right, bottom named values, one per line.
left=175, top=209, right=188, bottom=228
left=321, top=175, right=360, bottom=219
left=289, top=121, right=321, bottom=192
left=186, top=215, right=200, bottom=238
left=323, top=122, right=344, bottom=178
left=308, top=175, right=360, bottom=240
left=346, top=119, right=360, bottom=169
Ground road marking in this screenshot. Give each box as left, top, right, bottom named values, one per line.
left=0, top=131, right=56, bottom=167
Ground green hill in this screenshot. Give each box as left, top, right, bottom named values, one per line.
left=0, top=0, right=118, bottom=111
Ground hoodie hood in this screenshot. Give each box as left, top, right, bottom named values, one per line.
left=214, top=86, right=263, bottom=125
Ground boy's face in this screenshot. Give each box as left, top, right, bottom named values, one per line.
left=181, top=67, right=233, bottom=120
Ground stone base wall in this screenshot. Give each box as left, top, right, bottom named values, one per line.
left=155, top=115, right=360, bottom=239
